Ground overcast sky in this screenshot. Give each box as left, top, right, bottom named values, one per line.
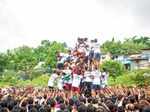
left=0, top=0, right=150, bottom=52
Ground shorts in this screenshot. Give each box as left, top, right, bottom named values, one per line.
left=84, top=56, right=88, bottom=63
left=80, top=80, right=84, bottom=89
left=84, top=82, right=92, bottom=90
left=92, top=84, right=100, bottom=90
left=57, top=81, right=63, bottom=90
left=63, top=83, right=72, bottom=90
left=48, top=80, right=54, bottom=87
left=88, top=50, right=94, bottom=60
left=94, top=53, right=101, bottom=61
left=72, top=86, right=80, bottom=93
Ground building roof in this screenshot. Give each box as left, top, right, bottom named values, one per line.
left=129, top=54, right=149, bottom=61
left=130, top=58, right=148, bottom=61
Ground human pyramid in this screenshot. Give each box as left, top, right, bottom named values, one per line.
left=48, top=38, right=109, bottom=94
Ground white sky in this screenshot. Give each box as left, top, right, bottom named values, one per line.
left=0, top=0, right=150, bottom=52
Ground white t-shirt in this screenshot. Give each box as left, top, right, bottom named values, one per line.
left=62, top=69, right=72, bottom=84
left=48, top=73, right=58, bottom=87
left=92, top=70, right=101, bottom=85
left=57, top=76, right=63, bottom=90
left=93, top=43, right=100, bottom=53
left=89, top=42, right=94, bottom=51
left=101, top=72, right=109, bottom=86
left=84, top=71, right=92, bottom=82
left=60, top=53, right=68, bottom=57
left=72, top=56, right=78, bottom=63
left=72, top=74, right=82, bottom=87
left=85, top=48, right=90, bottom=56
left=78, top=46, right=86, bottom=53
left=58, top=53, right=69, bottom=63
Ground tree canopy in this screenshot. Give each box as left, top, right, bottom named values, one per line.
left=0, top=40, right=66, bottom=74
left=101, top=36, right=150, bottom=55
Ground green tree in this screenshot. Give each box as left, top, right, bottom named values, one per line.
left=7, top=46, right=37, bottom=71
left=121, top=40, right=143, bottom=55
left=101, top=60, right=125, bottom=81
left=130, top=69, right=150, bottom=86
left=128, top=36, right=150, bottom=48
left=101, top=38, right=122, bottom=55
left=45, top=41, right=67, bottom=68
left=34, top=40, right=66, bottom=68
left=0, top=53, right=8, bottom=74
left=34, top=40, right=51, bottom=62
left=101, top=36, right=149, bottom=55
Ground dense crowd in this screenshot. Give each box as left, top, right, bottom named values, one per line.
left=0, top=86, right=150, bottom=112
left=1, top=38, right=150, bottom=112
left=48, top=38, right=108, bottom=94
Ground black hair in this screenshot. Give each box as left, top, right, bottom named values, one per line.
left=0, top=108, right=9, bottom=112
left=87, top=104, right=96, bottom=112
left=69, top=98, right=74, bottom=106
left=66, top=105, right=72, bottom=112
left=84, top=38, right=88, bottom=41
left=77, top=104, right=87, bottom=112
left=27, top=97, right=34, bottom=105
left=87, top=97, right=93, bottom=104
left=0, top=100, right=7, bottom=107
left=118, top=106, right=124, bottom=112
left=43, top=94, right=47, bottom=100
left=74, top=100, right=81, bottom=107
left=46, top=98, right=55, bottom=108
left=44, top=105, right=51, bottom=112
left=64, top=109, right=70, bottom=112
left=60, top=103, right=66, bottom=111
left=28, top=107, right=38, bottom=112
left=142, top=106, right=150, bottom=112
left=94, top=38, right=97, bottom=42
left=34, top=104, right=41, bottom=111
left=56, top=96, right=64, bottom=104
left=107, top=103, right=117, bottom=112
left=92, top=98, right=98, bottom=104
left=38, top=105, right=51, bottom=112
left=7, top=100, right=15, bottom=111
left=129, top=96, right=136, bottom=104
left=12, top=106, right=23, bottom=112
left=79, top=96, right=86, bottom=104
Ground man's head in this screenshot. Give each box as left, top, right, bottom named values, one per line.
left=87, top=104, right=96, bottom=112
left=78, top=104, right=87, bottom=112
left=0, top=108, right=9, bottom=112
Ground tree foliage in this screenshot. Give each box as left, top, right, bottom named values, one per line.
left=101, top=36, right=150, bottom=55
left=130, top=69, right=150, bottom=86
left=101, top=38, right=122, bottom=55
left=0, top=40, right=66, bottom=76
left=35, top=40, right=67, bottom=68
left=101, top=60, right=125, bottom=80
left=3, top=46, right=37, bottom=72
left=126, top=36, right=150, bottom=48
left=0, top=53, right=8, bottom=74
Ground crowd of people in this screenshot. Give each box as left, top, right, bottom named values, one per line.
left=0, top=38, right=150, bottom=112
left=0, top=86, right=150, bottom=112
left=48, top=38, right=108, bottom=94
